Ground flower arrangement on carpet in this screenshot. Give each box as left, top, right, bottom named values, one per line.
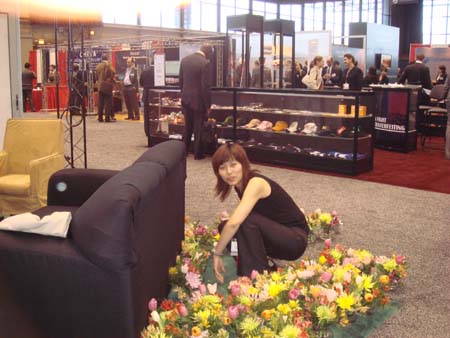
left=141, top=215, right=407, bottom=338
left=306, top=209, right=343, bottom=243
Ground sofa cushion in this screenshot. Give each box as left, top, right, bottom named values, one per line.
left=0, top=174, right=30, bottom=196
left=134, top=140, right=185, bottom=172
left=70, top=161, right=166, bottom=271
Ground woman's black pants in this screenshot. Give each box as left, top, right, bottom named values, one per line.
left=219, top=212, right=308, bottom=277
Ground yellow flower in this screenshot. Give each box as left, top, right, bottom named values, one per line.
left=239, top=316, right=261, bottom=336
left=237, top=295, right=252, bottom=307
left=310, top=285, right=322, bottom=299
left=168, top=266, right=178, bottom=276
left=316, top=305, right=336, bottom=323
left=288, top=300, right=299, bottom=309
left=222, top=316, right=232, bottom=325
left=277, top=303, right=290, bottom=315
left=363, top=274, right=375, bottom=292
left=336, top=293, right=356, bottom=311
left=383, top=258, right=397, bottom=273
left=248, top=286, right=258, bottom=295
left=319, top=213, right=333, bottom=225
left=271, top=272, right=282, bottom=281
left=279, top=324, right=302, bottom=338
left=268, top=283, right=283, bottom=298
left=214, top=234, right=221, bottom=241
left=195, top=309, right=211, bottom=328
left=379, top=275, right=390, bottom=285
left=319, top=255, right=327, bottom=265
left=330, top=248, right=343, bottom=261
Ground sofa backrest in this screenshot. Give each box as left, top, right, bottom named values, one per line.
left=70, top=140, right=185, bottom=271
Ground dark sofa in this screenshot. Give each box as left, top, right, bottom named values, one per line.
left=0, top=140, right=186, bottom=338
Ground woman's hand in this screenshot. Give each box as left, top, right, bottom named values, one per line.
left=213, top=255, right=225, bottom=284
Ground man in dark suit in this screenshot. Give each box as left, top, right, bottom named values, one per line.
left=22, top=62, right=36, bottom=112
left=179, top=44, right=213, bottom=160
left=139, top=64, right=155, bottom=137
left=397, top=53, right=432, bottom=90
left=330, top=60, right=343, bottom=86
left=322, top=56, right=333, bottom=85
left=398, top=53, right=432, bottom=131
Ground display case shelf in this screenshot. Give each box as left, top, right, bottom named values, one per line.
left=147, top=88, right=376, bottom=175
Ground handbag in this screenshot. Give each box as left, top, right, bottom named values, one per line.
left=99, top=80, right=113, bottom=95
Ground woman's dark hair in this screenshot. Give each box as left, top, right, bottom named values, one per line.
left=368, top=66, right=377, bottom=75
left=439, top=64, right=446, bottom=73
left=344, top=53, right=356, bottom=65
left=211, top=143, right=257, bottom=201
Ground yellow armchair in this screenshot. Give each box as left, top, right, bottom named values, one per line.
left=0, top=119, right=65, bottom=215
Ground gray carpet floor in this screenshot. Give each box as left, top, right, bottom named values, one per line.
left=25, top=112, right=450, bottom=338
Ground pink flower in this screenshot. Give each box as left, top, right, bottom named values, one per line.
left=199, top=284, right=207, bottom=295
left=320, top=271, right=332, bottom=283
left=148, top=298, right=157, bottom=311
left=212, top=229, right=219, bottom=236
left=230, top=284, right=241, bottom=296
left=228, top=305, right=239, bottom=320
left=288, top=289, right=300, bottom=300
left=395, top=255, right=405, bottom=265
left=331, top=210, right=338, bottom=217
left=177, top=304, right=188, bottom=317
left=185, top=271, right=201, bottom=289
left=250, top=270, right=259, bottom=280
left=324, top=239, right=332, bottom=248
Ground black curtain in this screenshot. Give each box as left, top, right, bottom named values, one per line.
left=390, top=0, right=423, bottom=61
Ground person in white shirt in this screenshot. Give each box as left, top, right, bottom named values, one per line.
left=123, top=57, right=140, bottom=120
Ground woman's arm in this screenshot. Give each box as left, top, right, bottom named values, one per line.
left=214, top=177, right=270, bottom=255
left=213, top=177, right=270, bottom=283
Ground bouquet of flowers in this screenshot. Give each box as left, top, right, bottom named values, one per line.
left=306, top=209, right=343, bottom=242
left=141, top=218, right=408, bottom=338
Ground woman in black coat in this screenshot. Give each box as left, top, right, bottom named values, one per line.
left=342, top=53, right=364, bottom=90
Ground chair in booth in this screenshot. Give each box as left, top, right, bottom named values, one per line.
left=418, top=84, right=449, bottom=147
left=0, top=119, right=65, bottom=215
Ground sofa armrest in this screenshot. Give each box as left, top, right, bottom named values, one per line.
left=0, top=151, right=7, bottom=177
left=46, top=168, right=119, bottom=207
left=29, top=153, right=66, bottom=206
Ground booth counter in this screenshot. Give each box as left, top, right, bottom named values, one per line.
left=371, top=84, right=420, bottom=152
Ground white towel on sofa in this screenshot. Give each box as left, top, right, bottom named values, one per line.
left=0, top=212, right=72, bottom=238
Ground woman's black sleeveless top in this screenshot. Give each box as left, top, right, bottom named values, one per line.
left=236, top=174, right=309, bottom=234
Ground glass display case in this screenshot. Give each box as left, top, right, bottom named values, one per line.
left=226, top=14, right=264, bottom=88
left=263, top=19, right=296, bottom=89
left=146, top=88, right=376, bottom=175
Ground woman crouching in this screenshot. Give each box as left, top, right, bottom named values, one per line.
left=211, top=143, right=308, bottom=283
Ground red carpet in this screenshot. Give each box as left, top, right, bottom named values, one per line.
left=357, top=138, right=450, bottom=194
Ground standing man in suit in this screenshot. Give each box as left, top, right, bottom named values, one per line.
left=22, top=62, right=36, bottom=112
left=397, top=53, right=432, bottom=90
left=179, top=44, right=213, bottom=160
left=96, top=55, right=116, bottom=122
left=330, top=60, right=343, bottom=86
left=398, top=53, right=432, bottom=131
left=342, top=53, right=364, bottom=90
left=139, top=63, right=155, bottom=136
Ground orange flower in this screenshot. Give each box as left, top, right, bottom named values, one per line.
left=379, top=275, right=390, bottom=285
left=261, top=309, right=273, bottom=320
left=310, top=285, right=321, bottom=299
left=191, top=326, right=202, bottom=337
left=373, top=288, right=380, bottom=297
left=364, top=293, right=374, bottom=302
left=381, top=296, right=390, bottom=305
left=222, top=316, right=232, bottom=325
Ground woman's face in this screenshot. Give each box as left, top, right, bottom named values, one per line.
left=318, top=59, right=325, bottom=68
left=218, top=158, right=243, bottom=187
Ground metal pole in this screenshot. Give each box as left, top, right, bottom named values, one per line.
left=81, top=25, right=87, bottom=168
left=54, top=18, right=60, bottom=118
